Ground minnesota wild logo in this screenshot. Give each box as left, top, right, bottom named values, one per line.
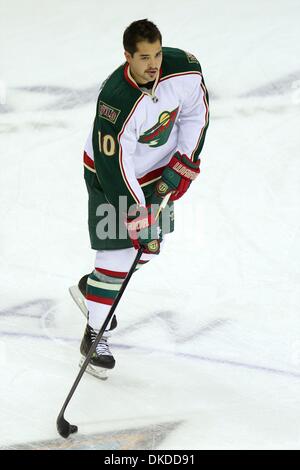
left=138, top=107, right=179, bottom=147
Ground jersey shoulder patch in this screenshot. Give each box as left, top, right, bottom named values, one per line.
left=97, top=64, right=142, bottom=132
left=184, top=51, right=199, bottom=64
left=161, top=47, right=202, bottom=76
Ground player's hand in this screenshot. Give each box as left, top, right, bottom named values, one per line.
left=156, top=151, right=200, bottom=201
left=126, top=205, right=160, bottom=254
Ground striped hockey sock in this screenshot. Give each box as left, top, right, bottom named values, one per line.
left=86, top=261, right=150, bottom=331
left=86, top=269, right=123, bottom=332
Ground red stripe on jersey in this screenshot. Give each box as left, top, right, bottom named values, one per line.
left=95, top=267, right=127, bottom=279
left=159, top=71, right=202, bottom=83
left=86, top=294, right=115, bottom=305
left=83, top=151, right=95, bottom=169
left=124, top=63, right=140, bottom=89
left=137, top=166, right=164, bottom=185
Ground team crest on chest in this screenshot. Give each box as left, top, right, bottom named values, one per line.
left=138, top=107, right=179, bottom=148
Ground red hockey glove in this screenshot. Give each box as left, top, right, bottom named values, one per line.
left=155, top=151, right=200, bottom=201
left=126, top=205, right=160, bottom=254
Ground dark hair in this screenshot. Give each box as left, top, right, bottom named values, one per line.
left=123, top=19, right=162, bottom=56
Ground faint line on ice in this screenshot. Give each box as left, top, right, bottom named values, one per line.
left=241, top=70, right=300, bottom=97
left=0, top=299, right=54, bottom=319
left=1, top=329, right=300, bottom=380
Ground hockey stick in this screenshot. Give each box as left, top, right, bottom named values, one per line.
left=56, top=193, right=171, bottom=438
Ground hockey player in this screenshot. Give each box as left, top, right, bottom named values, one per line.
left=78, top=19, right=209, bottom=378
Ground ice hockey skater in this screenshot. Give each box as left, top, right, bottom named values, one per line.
left=73, top=18, right=209, bottom=379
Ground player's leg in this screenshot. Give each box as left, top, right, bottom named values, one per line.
left=80, top=246, right=160, bottom=375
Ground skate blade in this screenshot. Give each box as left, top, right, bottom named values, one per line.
left=79, top=356, right=108, bottom=381
left=69, top=285, right=88, bottom=317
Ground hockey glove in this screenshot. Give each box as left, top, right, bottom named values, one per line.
left=126, top=205, right=161, bottom=254
left=155, top=151, right=200, bottom=201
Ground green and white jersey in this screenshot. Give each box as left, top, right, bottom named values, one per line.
left=83, top=47, right=209, bottom=250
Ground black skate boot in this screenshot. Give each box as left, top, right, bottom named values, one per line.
left=80, top=324, right=115, bottom=380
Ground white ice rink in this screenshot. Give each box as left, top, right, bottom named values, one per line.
left=1, top=0, right=300, bottom=450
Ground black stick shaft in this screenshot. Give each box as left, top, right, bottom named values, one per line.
left=56, top=247, right=143, bottom=432
left=56, top=192, right=171, bottom=437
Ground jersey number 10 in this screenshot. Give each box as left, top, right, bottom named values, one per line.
left=98, top=131, right=116, bottom=157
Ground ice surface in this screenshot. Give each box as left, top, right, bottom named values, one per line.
left=0, top=0, right=300, bottom=450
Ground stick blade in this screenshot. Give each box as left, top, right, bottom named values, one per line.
left=57, top=414, right=78, bottom=439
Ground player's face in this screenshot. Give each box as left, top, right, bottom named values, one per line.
left=125, top=40, right=162, bottom=84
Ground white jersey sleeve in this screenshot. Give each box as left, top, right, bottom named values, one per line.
left=177, top=73, right=209, bottom=162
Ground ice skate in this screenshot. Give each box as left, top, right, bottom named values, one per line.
left=80, top=324, right=115, bottom=380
